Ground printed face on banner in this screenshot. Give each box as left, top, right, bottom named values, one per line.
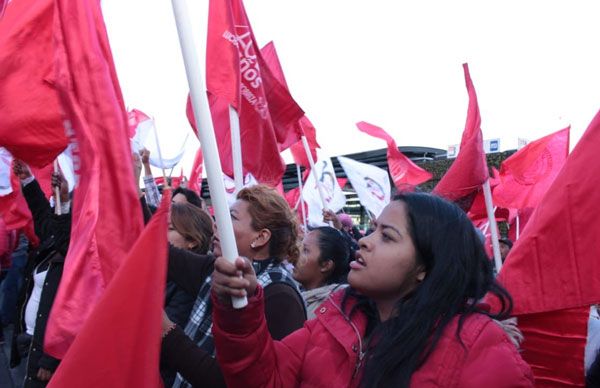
left=364, top=177, right=386, bottom=201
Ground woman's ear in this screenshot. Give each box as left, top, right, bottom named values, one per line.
left=252, top=228, right=272, bottom=249
left=319, top=259, right=335, bottom=274
left=416, top=265, right=426, bottom=282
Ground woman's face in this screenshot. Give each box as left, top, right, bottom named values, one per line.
left=213, top=199, right=259, bottom=259
left=348, top=201, right=424, bottom=301
left=293, top=230, right=325, bottom=289
left=168, top=219, right=189, bottom=250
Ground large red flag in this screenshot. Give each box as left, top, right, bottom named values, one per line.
left=487, top=109, right=600, bottom=386
left=356, top=121, right=432, bottom=189
left=44, top=0, right=144, bottom=358
left=47, top=191, right=170, bottom=388
left=196, top=0, right=304, bottom=185
left=0, top=0, right=68, bottom=168
left=433, top=64, right=488, bottom=204
left=493, top=126, right=570, bottom=210
left=260, top=41, right=320, bottom=168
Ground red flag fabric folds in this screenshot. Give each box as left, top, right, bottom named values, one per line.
left=494, top=126, right=570, bottom=210
left=494, top=109, right=600, bottom=315
left=515, top=306, right=588, bottom=387
left=44, top=0, right=144, bottom=358
left=47, top=191, right=170, bottom=388
left=197, top=0, right=304, bottom=185
left=260, top=41, right=320, bottom=169
left=433, top=64, right=488, bottom=202
left=0, top=0, right=68, bottom=167
left=356, top=121, right=432, bottom=189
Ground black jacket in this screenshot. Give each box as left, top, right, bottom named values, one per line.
left=10, top=180, right=71, bottom=388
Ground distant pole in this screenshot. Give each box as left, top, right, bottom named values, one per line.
left=230, top=106, right=243, bottom=194
left=483, top=180, right=502, bottom=272
left=296, top=164, right=307, bottom=230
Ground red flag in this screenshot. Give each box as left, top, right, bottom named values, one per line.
left=515, top=306, right=588, bottom=387
left=260, top=41, right=320, bottom=167
left=0, top=0, right=68, bottom=167
left=486, top=110, right=600, bottom=386
left=127, top=108, right=151, bottom=138
left=493, top=109, right=600, bottom=314
left=47, top=191, right=170, bottom=388
left=356, top=121, right=432, bottom=189
left=196, top=0, right=304, bottom=185
left=44, top=0, right=144, bottom=358
left=493, top=127, right=570, bottom=210
left=433, top=64, right=488, bottom=203
left=188, top=148, right=204, bottom=194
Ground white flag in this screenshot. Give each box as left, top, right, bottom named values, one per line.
left=223, top=173, right=258, bottom=206
left=302, top=157, right=346, bottom=226
left=337, top=156, right=390, bottom=218
left=131, top=118, right=188, bottom=169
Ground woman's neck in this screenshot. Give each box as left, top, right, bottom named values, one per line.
left=373, top=297, right=398, bottom=322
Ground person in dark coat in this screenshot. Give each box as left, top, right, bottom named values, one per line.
left=10, top=160, right=71, bottom=387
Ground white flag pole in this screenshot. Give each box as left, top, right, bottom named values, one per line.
left=229, top=105, right=243, bottom=194
left=515, top=211, right=520, bottom=240
left=483, top=179, right=502, bottom=272
left=296, top=164, right=307, bottom=230
left=301, top=136, right=327, bottom=210
left=53, top=160, right=62, bottom=216
left=172, top=0, right=246, bottom=308
left=151, top=117, right=168, bottom=185
left=301, top=136, right=333, bottom=227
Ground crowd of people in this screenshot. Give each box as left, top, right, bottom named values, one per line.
left=0, top=149, right=598, bottom=387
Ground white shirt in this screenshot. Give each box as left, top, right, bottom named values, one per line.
left=24, top=265, right=49, bottom=336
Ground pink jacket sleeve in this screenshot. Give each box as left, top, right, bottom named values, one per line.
left=212, top=286, right=312, bottom=388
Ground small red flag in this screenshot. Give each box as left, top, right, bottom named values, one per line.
left=356, top=121, right=432, bottom=189
left=0, top=0, right=68, bottom=168
left=44, top=0, right=144, bottom=358
left=494, top=127, right=570, bottom=210
left=433, top=64, right=488, bottom=203
left=47, top=191, right=170, bottom=388
left=188, top=148, right=204, bottom=194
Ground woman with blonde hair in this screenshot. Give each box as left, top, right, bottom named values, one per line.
left=161, top=185, right=305, bottom=388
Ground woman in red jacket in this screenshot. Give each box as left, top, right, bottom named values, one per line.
left=210, top=192, right=534, bottom=387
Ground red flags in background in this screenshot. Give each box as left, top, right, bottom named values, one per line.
left=191, top=0, right=304, bottom=186
left=44, top=0, right=144, bottom=358
left=433, top=64, right=488, bottom=205
left=0, top=0, right=68, bottom=168
left=489, top=109, right=600, bottom=386
left=260, top=41, right=320, bottom=168
left=47, top=191, right=170, bottom=388
left=356, top=121, right=432, bottom=189
left=493, top=126, right=570, bottom=210
left=188, top=148, right=204, bottom=194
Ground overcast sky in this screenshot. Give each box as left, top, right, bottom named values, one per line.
left=102, top=0, right=600, bottom=175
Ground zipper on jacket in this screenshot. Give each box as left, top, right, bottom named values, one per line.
left=328, top=296, right=365, bottom=380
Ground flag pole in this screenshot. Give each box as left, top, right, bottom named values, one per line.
left=53, top=160, right=62, bottom=216
left=229, top=106, right=243, bottom=194
left=296, top=164, right=307, bottom=230
left=483, top=179, right=502, bottom=271
left=172, top=0, right=246, bottom=308
left=151, top=117, right=169, bottom=185
left=302, top=136, right=333, bottom=227
left=301, top=136, right=327, bottom=209
left=516, top=211, right=520, bottom=240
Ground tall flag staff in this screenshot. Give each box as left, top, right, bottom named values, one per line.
left=171, top=0, right=247, bottom=308
left=230, top=106, right=243, bottom=193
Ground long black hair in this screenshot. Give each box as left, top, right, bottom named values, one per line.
left=344, top=192, right=513, bottom=387
left=312, top=226, right=351, bottom=285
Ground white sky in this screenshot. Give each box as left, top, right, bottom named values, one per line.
left=102, top=0, right=600, bottom=176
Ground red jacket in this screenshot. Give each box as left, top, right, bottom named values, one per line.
left=213, top=287, right=533, bottom=388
